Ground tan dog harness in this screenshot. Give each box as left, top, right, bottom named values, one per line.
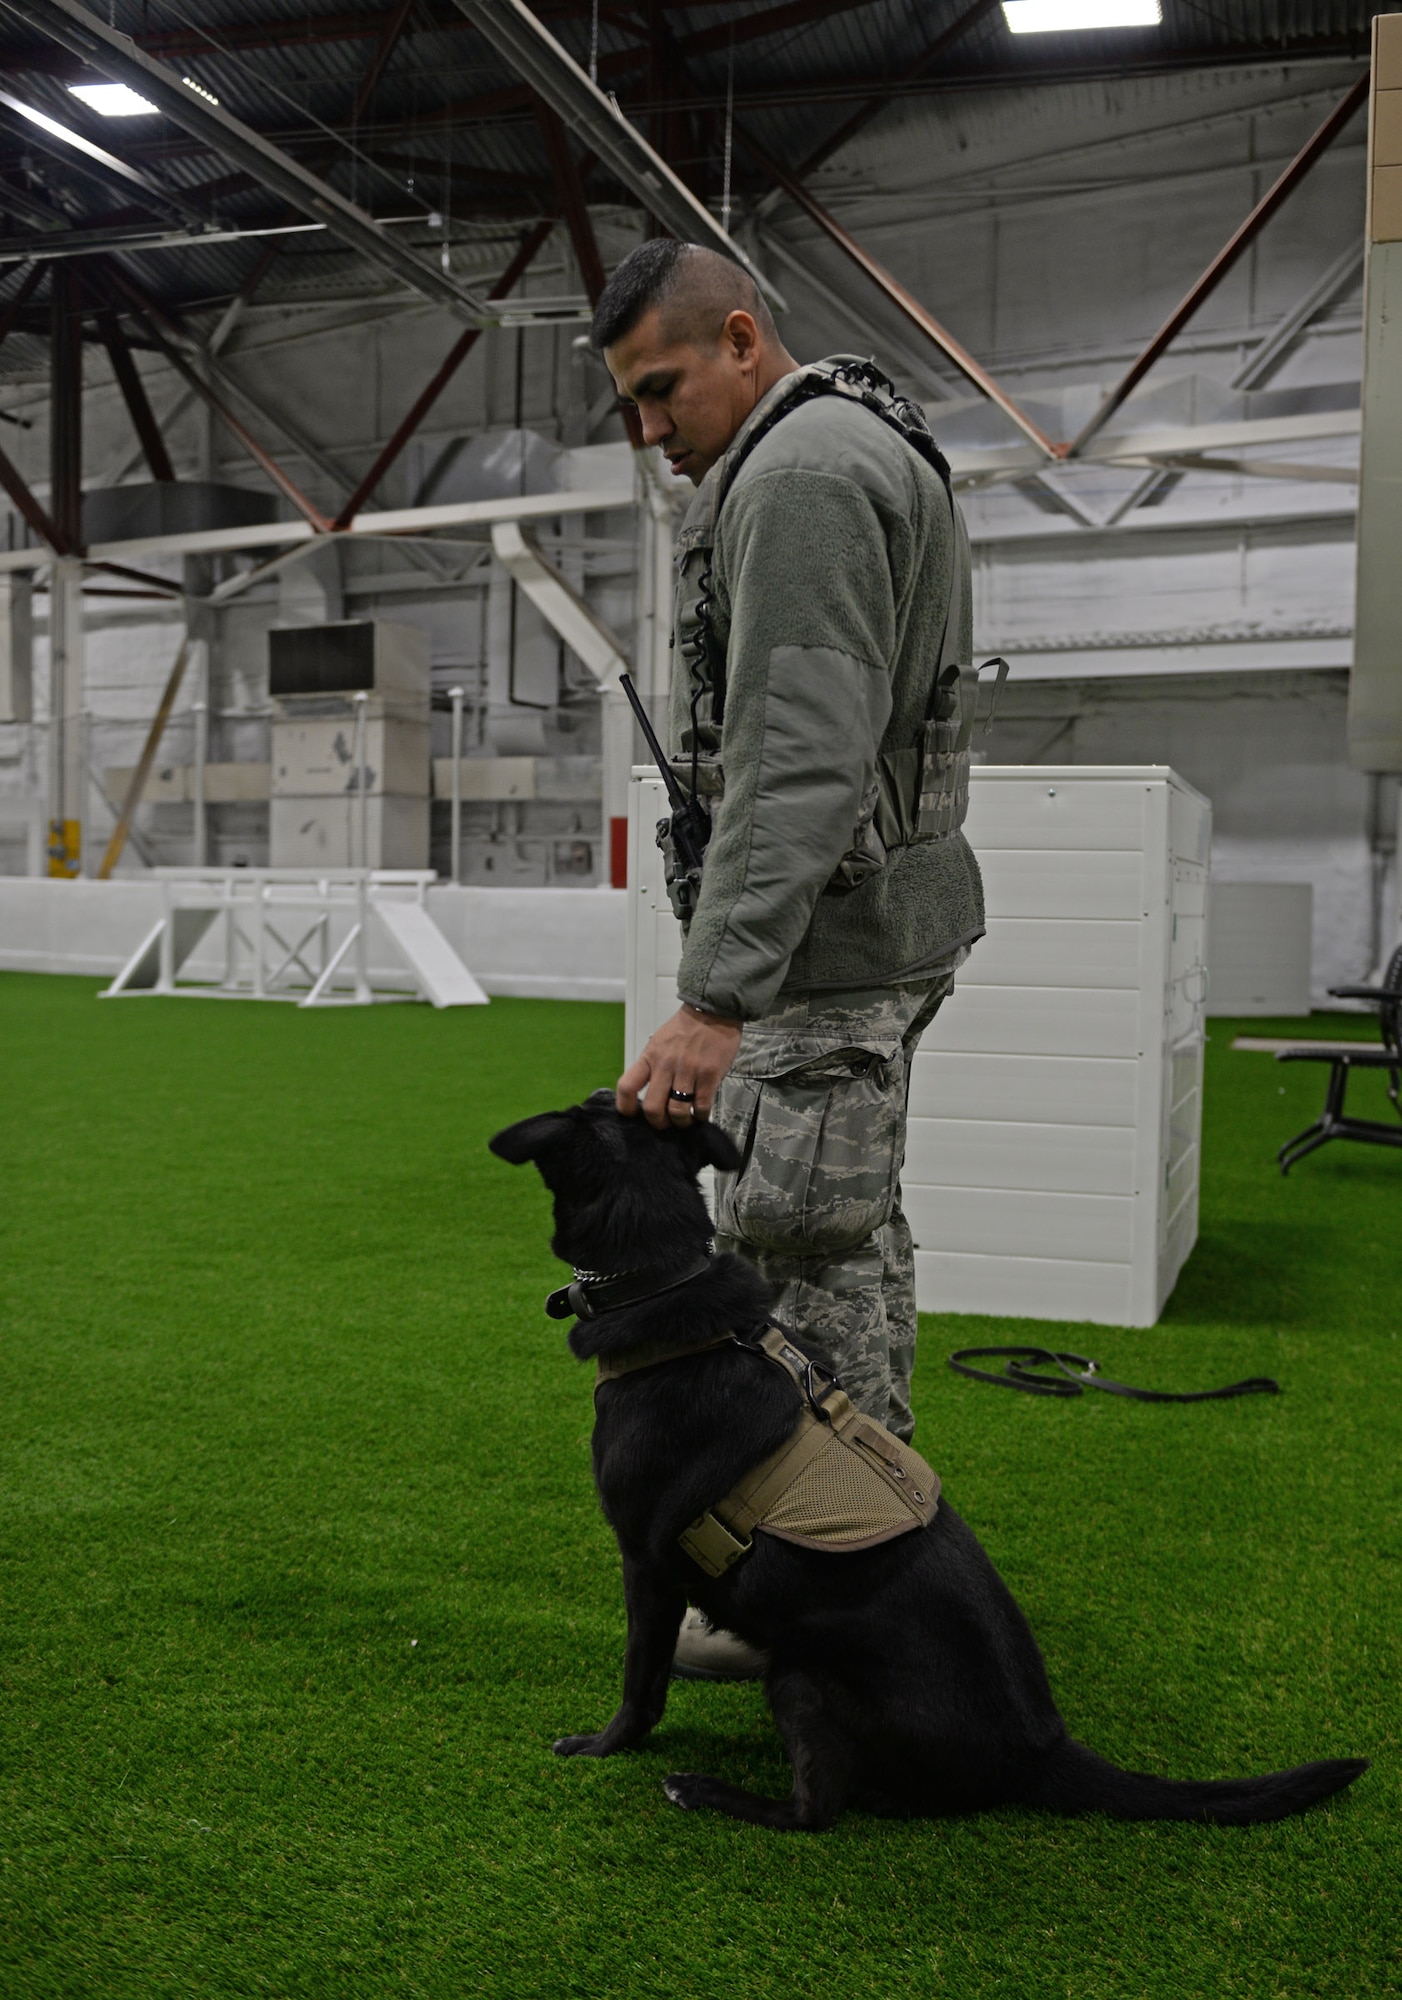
left=596, top=1326, right=940, bottom=1578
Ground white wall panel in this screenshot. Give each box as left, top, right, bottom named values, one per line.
left=1206, top=881, right=1313, bottom=1014
left=976, top=850, right=1146, bottom=919
left=905, top=1185, right=1135, bottom=1264
left=905, top=1116, right=1137, bottom=1195
left=963, top=918, right=1141, bottom=988
left=964, top=777, right=1149, bottom=850
left=933, top=983, right=1142, bottom=1059
left=909, top=1051, right=1140, bottom=1127
left=915, top=1250, right=1133, bottom=1325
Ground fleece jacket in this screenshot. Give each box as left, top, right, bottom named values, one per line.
left=668, top=374, right=986, bottom=1022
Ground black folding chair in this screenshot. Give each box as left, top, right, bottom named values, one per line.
left=1276, top=942, right=1402, bottom=1174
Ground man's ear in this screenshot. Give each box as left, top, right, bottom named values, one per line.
left=488, top=1112, right=572, bottom=1165
left=678, top=1118, right=743, bottom=1175
left=722, top=308, right=760, bottom=372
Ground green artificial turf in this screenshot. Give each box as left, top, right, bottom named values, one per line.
left=1, top=974, right=1399, bottom=1999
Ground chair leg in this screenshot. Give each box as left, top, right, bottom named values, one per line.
left=1278, top=1060, right=1349, bottom=1175
left=1323, top=1059, right=1349, bottom=1122
left=1279, top=1122, right=1332, bottom=1174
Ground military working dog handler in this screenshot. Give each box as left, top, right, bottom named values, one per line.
left=598, top=242, right=992, bottom=1678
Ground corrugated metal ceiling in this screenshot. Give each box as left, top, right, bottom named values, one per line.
left=0, top=0, right=1388, bottom=332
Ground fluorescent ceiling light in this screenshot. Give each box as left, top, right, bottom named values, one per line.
left=67, top=82, right=159, bottom=117
left=0, top=86, right=168, bottom=198
left=1002, top=0, right=1161, bottom=31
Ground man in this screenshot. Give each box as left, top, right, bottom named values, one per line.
left=597, top=241, right=985, bottom=1676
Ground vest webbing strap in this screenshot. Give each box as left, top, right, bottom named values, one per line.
left=593, top=1331, right=738, bottom=1386
left=677, top=1327, right=940, bottom=1577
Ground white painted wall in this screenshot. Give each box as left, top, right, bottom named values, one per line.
left=0, top=879, right=626, bottom=1002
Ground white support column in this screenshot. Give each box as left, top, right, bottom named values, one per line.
left=185, top=554, right=215, bottom=870
left=623, top=457, right=682, bottom=889
left=449, top=685, right=464, bottom=884
left=353, top=691, right=369, bottom=870
left=636, top=468, right=680, bottom=712
left=601, top=686, right=635, bottom=887
left=192, top=699, right=209, bottom=867
left=76, top=706, right=92, bottom=876
left=0, top=573, right=32, bottom=723
left=47, top=557, right=85, bottom=876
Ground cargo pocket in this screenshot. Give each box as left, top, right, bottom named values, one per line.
left=713, top=1038, right=904, bottom=1258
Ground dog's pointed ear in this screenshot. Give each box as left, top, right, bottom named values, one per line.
left=679, top=1118, right=743, bottom=1175
left=488, top=1111, right=572, bottom=1165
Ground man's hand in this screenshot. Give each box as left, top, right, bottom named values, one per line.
left=617, top=1003, right=743, bottom=1130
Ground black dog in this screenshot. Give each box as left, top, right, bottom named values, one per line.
left=490, top=1090, right=1366, bottom=1833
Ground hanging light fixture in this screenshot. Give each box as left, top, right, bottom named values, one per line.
left=67, top=81, right=158, bottom=116
left=1002, top=0, right=1161, bottom=31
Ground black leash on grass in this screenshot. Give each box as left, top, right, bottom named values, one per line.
left=947, top=1346, right=1280, bottom=1402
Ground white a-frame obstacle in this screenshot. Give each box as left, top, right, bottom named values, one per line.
left=102, top=868, right=488, bottom=1008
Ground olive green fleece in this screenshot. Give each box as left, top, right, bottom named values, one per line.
left=669, top=386, right=985, bottom=1022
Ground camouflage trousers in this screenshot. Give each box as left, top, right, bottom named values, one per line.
left=710, top=975, right=955, bottom=1444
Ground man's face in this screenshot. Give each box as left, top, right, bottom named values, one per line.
left=604, top=307, right=762, bottom=485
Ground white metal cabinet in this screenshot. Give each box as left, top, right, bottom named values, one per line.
left=624, top=765, right=1210, bottom=1328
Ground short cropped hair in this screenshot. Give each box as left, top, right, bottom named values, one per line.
left=591, top=240, right=775, bottom=352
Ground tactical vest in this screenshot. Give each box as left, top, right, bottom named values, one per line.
left=596, top=1324, right=941, bottom=1576
left=668, top=358, right=1006, bottom=905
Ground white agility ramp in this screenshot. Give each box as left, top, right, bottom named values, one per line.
left=371, top=895, right=488, bottom=1007
left=102, top=868, right=488, bottom=1008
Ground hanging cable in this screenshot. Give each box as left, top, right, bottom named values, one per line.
left=589, top=0, right=600, bottom=85
left=721, top=24, right=734, bottom=237
left=441, top=112, right=452, bottom=272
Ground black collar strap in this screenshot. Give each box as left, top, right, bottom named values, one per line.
left=544, top=1250, right=714, bottom=1323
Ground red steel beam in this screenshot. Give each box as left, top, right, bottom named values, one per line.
left=1068, top=71, right=1370, bottom=458
left=350, top=0, right=419, bottom=124
left=110, top=277, right=335, bottom=532
left=535, top=99, right=606, bottom=303
left=739, top=128, right=1061, bottom=459
left=331, top=217, right=556, bottom=529
left=532, top=105, right=645, bottom=446
left=94, top=302, right=176, bottom=483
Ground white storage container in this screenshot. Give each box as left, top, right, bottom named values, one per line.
left=625, top=765, right=1210, bottom=1329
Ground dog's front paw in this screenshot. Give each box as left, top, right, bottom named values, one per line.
left=553, top=1732, right=607, bottom=1757
left=663, top=1771, right=722, bottom=1812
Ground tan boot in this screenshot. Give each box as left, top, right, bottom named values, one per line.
left=671, top=1606, right=770, bottom=1682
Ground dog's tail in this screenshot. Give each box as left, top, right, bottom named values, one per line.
left=1029, top=1737, right=1367, bottom=1825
